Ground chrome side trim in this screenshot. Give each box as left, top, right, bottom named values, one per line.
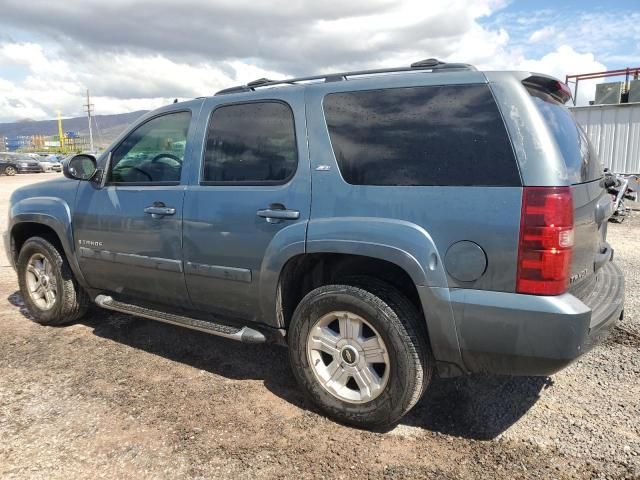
left=79, top=247, right=183, bottom=272
left=184, top=261, right=252, bottom=283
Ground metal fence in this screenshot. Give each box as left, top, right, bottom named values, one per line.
left=571, top=103, right=640, bottom=174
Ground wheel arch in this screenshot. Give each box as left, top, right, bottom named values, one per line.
left=9, top=199, right=88, bottom=289
left=274, top=250, right=465, bottom=378
left=276, top=252, right=424, bottom=329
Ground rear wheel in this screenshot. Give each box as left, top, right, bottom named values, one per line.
left=17, top=236, right=89, bottom=325
left=288, top=279, right=432, bottom=428
left=4, top=165, right=17, bottom=176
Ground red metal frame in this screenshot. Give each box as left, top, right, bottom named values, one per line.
left=565, top=67, right=640, bottom=105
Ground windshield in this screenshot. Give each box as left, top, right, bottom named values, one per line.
left=528, top=88, right=602, bottom=184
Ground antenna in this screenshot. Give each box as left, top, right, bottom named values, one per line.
left=83, top=89, right=95, bottom=153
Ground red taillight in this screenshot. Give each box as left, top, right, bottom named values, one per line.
left=517, top=187, right=574, bottom=295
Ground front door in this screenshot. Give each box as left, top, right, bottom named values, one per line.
left=183, top=93, right=310, bottom=322
left=73, top=109, right=196, bottom=307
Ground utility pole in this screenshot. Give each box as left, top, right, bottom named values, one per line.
left=57, top=111, right=64, bottom=150
left=83, top=89, right=95, bottom=153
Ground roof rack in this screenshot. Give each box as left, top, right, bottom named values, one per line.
left=215, top=58, right=476, bottom=95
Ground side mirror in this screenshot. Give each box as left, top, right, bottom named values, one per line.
left=63, top=154, right=98, bottom=181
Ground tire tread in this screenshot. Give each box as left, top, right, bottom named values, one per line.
left=17, top=235, right=89, bottom=325
left=289, top=276, right=433, bottom=428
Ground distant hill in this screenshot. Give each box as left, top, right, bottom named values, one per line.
left=0, top=110, right=148, bottom=147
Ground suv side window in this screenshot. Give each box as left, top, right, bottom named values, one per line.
left=323, top=85, right=520, bottom=186
left=109, top=111, right=191, bottom=184
left=202, top=101, right=297, bottom=184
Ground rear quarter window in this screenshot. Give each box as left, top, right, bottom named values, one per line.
left=323, top=84, right=520, bottom=186
left=528, top=89, right=603, bottom=184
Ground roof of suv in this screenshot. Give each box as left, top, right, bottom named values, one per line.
left=214, top=58, right=478, bottom=96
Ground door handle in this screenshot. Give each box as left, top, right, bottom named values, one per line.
left=144, top=203, right=176, bottom=218
left=257, top=205, right=300, bottom=223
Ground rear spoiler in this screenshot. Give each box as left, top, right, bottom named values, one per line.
left=522, top=75, right=573, bottom=104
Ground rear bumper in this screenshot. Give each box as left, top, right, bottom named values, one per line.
left=450, top=260, right=624, bottom=376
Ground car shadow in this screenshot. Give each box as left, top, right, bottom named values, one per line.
left=7, top=290, right=548, bottom=440
left=402, top=374, right=551, bottom=439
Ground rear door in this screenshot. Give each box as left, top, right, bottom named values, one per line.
left=528, top=89, right=609, bottom=298
left=182, top=90, right=310, bottom=323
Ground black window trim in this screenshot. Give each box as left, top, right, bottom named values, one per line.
left=321, top=83, right=522, bottom=187
left=105, top=109, right=193, bottom=187
left=199, top=99, right=299, bottom=187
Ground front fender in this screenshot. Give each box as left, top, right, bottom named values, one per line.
left=9, top=196, right=88, bottom=288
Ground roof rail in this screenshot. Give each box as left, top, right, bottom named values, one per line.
left=215, top=58, right=476, bottom=95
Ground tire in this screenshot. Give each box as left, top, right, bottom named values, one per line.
left=4, top=165, right=17, bottom=176
left=288, top=278, right=432, bottom=428
left=17, top=236, right=89, bottom=325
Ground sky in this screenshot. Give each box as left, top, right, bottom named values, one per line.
left=0, top=0, right=639, bottom=122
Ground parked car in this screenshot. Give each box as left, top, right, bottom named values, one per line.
left=1, top=152, right=43, bottom=173
left=4, top=59, right=624, bottom=428
left=38, top=155, right=63, bottom=172
left=0, top=154, right=19, bottom=176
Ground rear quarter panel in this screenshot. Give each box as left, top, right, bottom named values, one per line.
left=304, top=73, right=524, bottom=371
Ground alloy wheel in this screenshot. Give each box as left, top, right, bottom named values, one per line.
left=25, top=253, right=57, bottom=311
left=306, top=311, right=390, bottom=404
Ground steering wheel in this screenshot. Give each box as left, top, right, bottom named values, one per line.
left=151, top=153, right=181, bottom=164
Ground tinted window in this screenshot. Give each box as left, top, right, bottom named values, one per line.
left=323, top=85, right=520, bottom=186
left=203, top=102, right=297, bottom=183
left=528, top=89, right=602, bottom=184
left=110, top=111, right=191, bottom=184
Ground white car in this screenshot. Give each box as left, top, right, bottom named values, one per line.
left=30, top=153, right=62, bottom=172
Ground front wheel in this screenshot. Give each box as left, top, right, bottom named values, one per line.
left=288, top=280, right=432, bottom=428
left=4, top=165, right=17, bottom=176
left=17, top=236, right=89, bottom=325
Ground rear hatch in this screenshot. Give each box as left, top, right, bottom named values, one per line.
left=525, top=81, right=609, bottom=301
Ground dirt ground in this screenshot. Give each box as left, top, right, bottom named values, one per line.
left=1, top=173, right=638, bottom=479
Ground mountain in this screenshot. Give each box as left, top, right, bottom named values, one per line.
left=0, top=111, right=148, bottom=146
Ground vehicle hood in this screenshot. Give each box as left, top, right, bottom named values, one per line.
left=10, top=176, right=79, bottom=207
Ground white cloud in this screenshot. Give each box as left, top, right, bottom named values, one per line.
left=0, top=43, right=282, bottom=122
left=0, top=0, right=622, bottom=121
left=517, top=45, right=607, bottom=105
left=528, top=26, right=556, bottom=43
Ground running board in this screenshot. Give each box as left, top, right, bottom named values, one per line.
left=94, top=294, right=266, bottom=344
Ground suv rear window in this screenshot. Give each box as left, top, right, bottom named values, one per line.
left=202, top=101, right=297, bottom=184
left=528, top=89, right=602, bottom=184
left=323, top=84, right=520, bottom=186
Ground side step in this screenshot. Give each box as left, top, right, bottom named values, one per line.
left=94, top=294, right=266, bottom=344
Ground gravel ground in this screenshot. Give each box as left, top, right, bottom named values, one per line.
left=0, top=174, right=638, bottom=479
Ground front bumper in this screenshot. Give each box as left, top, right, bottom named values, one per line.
left=450, top=260, right=624, bottom=376
left=3, top=229, right=14, bottom=269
